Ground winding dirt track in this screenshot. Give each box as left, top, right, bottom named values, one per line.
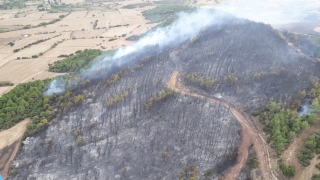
left=168, top=71, right=277, bottom=180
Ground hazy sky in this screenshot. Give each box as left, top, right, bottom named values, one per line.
left=215, top=0, right=320, bottom=26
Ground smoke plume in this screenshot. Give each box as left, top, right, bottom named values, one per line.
left=44, top=79, right=65, bottom=96
left=44, top=9, right=234, bottom=95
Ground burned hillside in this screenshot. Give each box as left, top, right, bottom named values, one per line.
left=8, top=16, right=320, bottom=180
left=176, top=22, right=320, bottom=110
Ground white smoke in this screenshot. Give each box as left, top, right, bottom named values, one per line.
left=44, top=79, right=65, bottom=96
left=299, top=104, right=312, bottom=116
left=82, top=9, right=232, bottom=75
left=114, top=9, right=227, bottom=59
left=44, top=9, right=233, bottom=95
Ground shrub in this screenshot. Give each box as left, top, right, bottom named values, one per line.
left=200, top=77, right=217, bottom=90
left=106, top=92, right=128, bottom=107
left=145, top=88, right=175, bottom=109
left=186, top=73, right=217, bottom=91
left=8, top=42, right=14, bottom=46
left=0, top=81, right=14, bottom=87
left=312, top=174, right=320, bottom=180
left=279, top=159, right=295, bottom=177
left=246, top=156, right=259, bottom=168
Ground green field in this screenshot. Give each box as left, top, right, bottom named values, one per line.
left=0, top=28, right=9, bottom=33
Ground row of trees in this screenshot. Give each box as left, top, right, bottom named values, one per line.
left=122, top=3, right=150, bottom=9
left=13, top=34, right=61, bottom=53
left=48, top=49, right=102, bottom=72
left=21, top=13, right=69, bottom=30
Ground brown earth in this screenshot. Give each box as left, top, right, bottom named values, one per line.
left=0, top=118, right=31, bottom=179
left=168, top=71, right=277, bottom=180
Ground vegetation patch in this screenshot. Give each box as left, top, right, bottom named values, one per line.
left=312, top=174, right=320, bottom=180
left=48, top=49, right=102, bottom=72
left=178, top=165, right=198, bottom=180
left=122, top=3, right=150, bottom=9
left=257, top=101, right=317, bottom=154
left=106, top=92, right=128, bottom=107
left=93, top=20, right=98, bottom=29
left=297, top=133, right=320, bottom=167
left=0, top=80, right=52, bottom=132
left=0, top=0, right=25, bottom=9
left=186, top=73, right=217, bottom=91
left=0, top=81, right=14, bottom=87
left=279, top=159, right=295, bottom=178
left=0, top=27, right=9, bottom=33
left=308, top=36, right=320, bottom=47
left=154, top=0, right=191, bottom=5
left=204, top=168, right=214, bottom=180
left=145, top=88, right=175, bottom=109
left=246, top=156, right=259, bottom=169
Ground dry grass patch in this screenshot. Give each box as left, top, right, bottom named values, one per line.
left=0, top=119, right=30, bottom=150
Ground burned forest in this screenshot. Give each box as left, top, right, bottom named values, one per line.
left=7, top=13, right=320, bottom=180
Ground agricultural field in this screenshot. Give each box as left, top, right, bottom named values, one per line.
left=0, top=0, right=171, bottom=97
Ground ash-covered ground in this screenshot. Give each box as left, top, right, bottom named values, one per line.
left=8, top=13, right=320, bottom=180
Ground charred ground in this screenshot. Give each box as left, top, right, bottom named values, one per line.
left=8, top=17, right=320, bottom=180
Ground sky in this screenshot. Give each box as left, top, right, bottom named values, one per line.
left=214, top=0, right=320, bottom=31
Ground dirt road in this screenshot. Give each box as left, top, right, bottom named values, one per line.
left=168, top=71, right=277, bottom=180
left=0, top=118, right=31, bottom=179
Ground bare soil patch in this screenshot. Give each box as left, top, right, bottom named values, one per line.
left=0, top=118, right=30, bottom=179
